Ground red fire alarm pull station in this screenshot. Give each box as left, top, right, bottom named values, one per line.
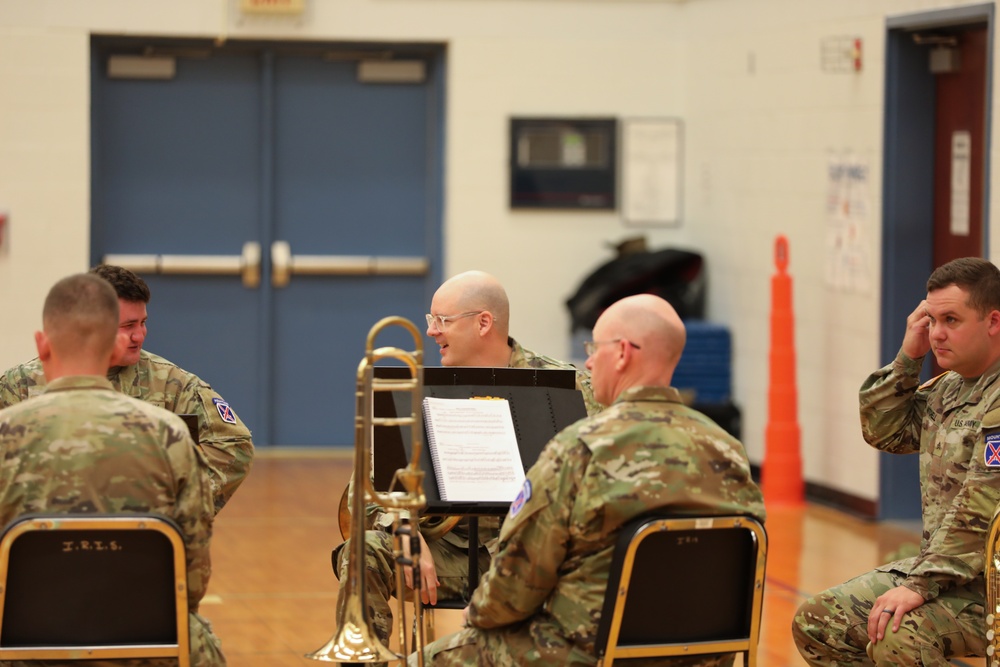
left=0, top=210, right=7, bottom=248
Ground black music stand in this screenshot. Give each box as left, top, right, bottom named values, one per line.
left=372, top=366, right=588, bottom=600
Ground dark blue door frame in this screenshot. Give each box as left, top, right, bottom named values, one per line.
left=880, top=4, right=994, bottom=519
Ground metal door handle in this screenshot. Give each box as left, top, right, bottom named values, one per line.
left=104, top=241, right=262, bottom=288
left=270, top=241, right=428, bottom=288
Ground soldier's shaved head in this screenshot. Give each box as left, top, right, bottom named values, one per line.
left=37, top=274, right=119, bottom=378
left=604, top=294, right=686, bottom=367
left=427, top=270, right=513, bottom=366
left=436, top=271, right=510, bottom=338
left=586, top=294, right=686, bottom=406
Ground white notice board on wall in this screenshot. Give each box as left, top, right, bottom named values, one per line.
left=621, top=118, right=682, bottom=227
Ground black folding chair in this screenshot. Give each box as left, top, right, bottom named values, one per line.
left=595, top=514, right=767, bottom=666
left=0, top=513, right=190, bottom=666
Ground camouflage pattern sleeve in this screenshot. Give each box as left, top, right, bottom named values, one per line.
left=573, top=369, right=602, bottom=417
left=156, top=416, right=224, bottom=666
left=859, top=350, right=928, bottom=455
left=905, top=458, right=1000, bottom=599
left=344, top=470, right=396, bottom=532
left=467, top=432, right=576, bottom=628
left=111, top=352, right=254, bottom=513
left=896, top=393, right=1000, bottom=599
left=173, top=374, right=254, bottom=514
left=0, top=359, right=44, bottom=408
left=161, top=413, right=217, bottom=611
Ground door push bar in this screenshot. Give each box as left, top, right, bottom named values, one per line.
left=103, top=242, right=262, bottom=289
left=269, top=240, right=428, bottom=288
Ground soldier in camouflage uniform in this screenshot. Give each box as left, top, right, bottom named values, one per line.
left=0, top=273, right=223, bottom=666
left=409, top=293, right=765, bottom=666
left=0, top=265, right=253, bottom=514
left=793, top=257, right=1000, bottom=666
left=425, top=270, right=599, bottom=415
left=333, top=270, right=602, bottom=654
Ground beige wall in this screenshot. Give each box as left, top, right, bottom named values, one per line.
left=0, top=0, right=993, bottom=505
left=681, top=0, right=994, bottom=502
left=683, top=0, right=889, bottom=501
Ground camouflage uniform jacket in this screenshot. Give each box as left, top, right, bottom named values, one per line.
left=0, top=350, right=254, bottom=514
left=0, top=375, right=215, bottom=613
left=363, top=338, right=600, bottom=551
left=466, top=385, right=765, bottom=662
left=860, top=350, right=1000, bottom=602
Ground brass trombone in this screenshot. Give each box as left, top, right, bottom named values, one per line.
left=307, top=316, right=429, bottom=664
left=987, top=511, right=1000, bottom=665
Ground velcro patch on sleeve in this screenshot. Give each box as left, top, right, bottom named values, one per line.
left=509, top=479, right=532, bottom=518
left=985, top=433, right=1000, bottom=468
left=213, top=397, right=237, bottom=424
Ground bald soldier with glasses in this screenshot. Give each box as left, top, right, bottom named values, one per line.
left=411, top=293, right=764, bottom=666
left=331, top=270, right=601, bottom=660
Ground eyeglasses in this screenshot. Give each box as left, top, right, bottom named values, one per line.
left=583, top=339, right=641, bottom=356
left=426, top=311, right=483, bottom=330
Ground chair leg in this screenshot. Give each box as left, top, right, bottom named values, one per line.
left=425, top=607, right=436, bottom=644
left=411, top=607, right=436, bottom=652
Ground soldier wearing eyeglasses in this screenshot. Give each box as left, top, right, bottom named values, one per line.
left=333, top=270, right=601, bottom=658
left=411, top=293, right=764, bottom=666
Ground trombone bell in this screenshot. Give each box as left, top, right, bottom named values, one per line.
left=987, top=510, right=1000, bottom=662
left=307, top=315, right=428, bottom=665
left=305, top=594, right=400, bottom=662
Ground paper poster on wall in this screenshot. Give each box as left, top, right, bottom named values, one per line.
left=950, top=131, right=971, bottom=236
left=621, top=118, right=682, bottom=227
left=825, top=152, right=872, bottom=293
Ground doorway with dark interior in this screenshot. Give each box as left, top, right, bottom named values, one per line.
left=881, top=4, right=993, bottom=519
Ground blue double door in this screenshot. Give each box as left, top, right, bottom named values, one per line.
left=91, top=41, right=445, bottom=446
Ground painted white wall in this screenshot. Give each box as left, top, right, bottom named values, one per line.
left=679, top=0, right=991, bottom=503
left=682, top=0, right=886, bottom=501
left=0, top=0, right=992, bottom=505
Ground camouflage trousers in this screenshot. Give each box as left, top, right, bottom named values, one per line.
left=408, top=624, right=738, bottom=667
left=333, top=528, right=492, bottom=647
left=792, top=569, right=985, bottom=666
left=0, top=611, right=225, bottom=666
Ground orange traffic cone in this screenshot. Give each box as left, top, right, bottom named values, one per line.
left=762, top=235, right=804, bottom=506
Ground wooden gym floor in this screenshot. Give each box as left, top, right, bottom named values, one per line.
left=204, top=451, right=986, bottom=666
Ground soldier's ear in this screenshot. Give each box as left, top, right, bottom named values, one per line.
left=477, top=311, right=494, bottom=337
left=988, top=309, right=1000, bottom=336
left=34, top=330, right=50, bottom=361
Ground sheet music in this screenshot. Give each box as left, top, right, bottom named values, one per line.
left=422, top=396, right=525, bottom=502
